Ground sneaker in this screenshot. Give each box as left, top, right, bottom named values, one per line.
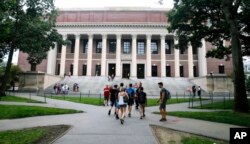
left=143, top=114, right=145, bottom=117
left=120, top=119, right=124, bottom=124
left=116, top=114, right=119, bottom=120
left=159, top=118, right=167, bottom=122
left=140, top=116, right=143, bottom=120
left=108, top=110, right=111, bottom=116
left=128, top=113, right=131, bottom=117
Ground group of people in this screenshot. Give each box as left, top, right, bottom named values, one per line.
left=53, top=83, right=69, bottom=95
left=108, top=74, right=115, bottom=81
left=189, top=85, right=202, bottom=98
left=103, top=81, right=170, bottom=124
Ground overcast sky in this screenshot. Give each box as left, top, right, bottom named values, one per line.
left=54, top=0, right=174, bottom=8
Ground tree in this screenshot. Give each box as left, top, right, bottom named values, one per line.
left=0, top=0, right=66, bottom=96
left=168, top=0, right=249, bottom=112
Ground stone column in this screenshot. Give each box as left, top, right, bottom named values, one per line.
left=131, top=34, right=137, bottom=78
left=198, top=39, right=207, bottom=76
left=174, top=38, right=180, bottom=77
left=146, top=34, right=152, bottom=77
left=116, top=34, right=121, bottom=77
left=87, top=34, right=93, bottom=76
left=188, top=43, right=194, bottom=78
left=73, top=34, right=80, bottom=76
left=47, top=43, right=57, bottom=75
left=60, top=35, right=67, bottom=76
left=161, top=35, right=166, bottom=77
left=101, top=34, right=107, bottom=76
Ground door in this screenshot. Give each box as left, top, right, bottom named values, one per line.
left=180, top=66, right=184, bottom=77
left=166, top=66, right=171, bottom=77
left=108, top=64, right=116, bottom=76
left=137, top=64, right=145, bottom=79
left=122, top=64, right=130, bottom=78
left=152, top=65, right=158, bottom=77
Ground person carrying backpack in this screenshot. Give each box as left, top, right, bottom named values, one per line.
left=157, top=82, right=170, bottom=122
left=137, top=87, right=147, bottom=119
left=126, top=83, right=135, bottom=117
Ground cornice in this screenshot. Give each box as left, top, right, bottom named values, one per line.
left=56, top=22, right=168, bottom=28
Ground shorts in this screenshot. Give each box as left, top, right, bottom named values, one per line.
left=110, top=100, right=116, bottom=107
left=104, top=96, right=109, bottom=100
left=127, top=98, right=134, bottom=106
left=159, top=102, right=167, bottom=110
left=119, top=104, right=127, bottom=108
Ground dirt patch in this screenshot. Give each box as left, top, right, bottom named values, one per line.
left=36, top=125, right=71, bottom=144
left=150, top=125, right=227, bottom=144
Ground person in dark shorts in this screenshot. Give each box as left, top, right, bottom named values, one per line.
left=108, top=85, right=117, bottom=116
left=126, top=83, right=135, bottom=117
left=137, top=87, right=147, bottom=119
left=157, top=82, right=168, bottom=122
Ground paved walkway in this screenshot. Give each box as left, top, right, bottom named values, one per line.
left=0, top=93, right=242, bottom=143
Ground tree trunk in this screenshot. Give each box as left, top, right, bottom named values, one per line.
left=223, top=1, right=249, bottom=112
left=0, top=46, right=14, bottom=96
left=30, top=63, right=37, bottom=71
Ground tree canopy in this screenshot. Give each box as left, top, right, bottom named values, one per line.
left=0, top=0, right=66, bottom=95
left=168, top=0, right=249, bottom=112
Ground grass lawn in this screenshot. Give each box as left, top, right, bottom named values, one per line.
left=181, top=136, right=226, bottom=144
left=0, top=105, right=82, bottom=119
left=161, top=111, right=250, bottom=127
left=0, top=95, right=43, bottom=103
left=0, top=125, right=70, bottom=144
left=194, top=99, right=250, bottom=110
left=50, top=95, right=203, bottom=106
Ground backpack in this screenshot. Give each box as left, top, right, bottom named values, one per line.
left=126, top=87, right=135, bottom=98
left=166, top=90, right=171, bottom=100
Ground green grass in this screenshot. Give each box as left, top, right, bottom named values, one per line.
left=50, top=95, right=203, bottom=106
left=0, top=127, right=46, bottom=144
left=164, top=111, right=250, bottom=127
left=181, top=136, right=226, bottom=144
left=194, top=99, right=250, bottom=110
left=0, top=95, right=43, bottom=103
left=51, top=96, right=103, bottom=106
left=0, top=105, right=82, bottom=119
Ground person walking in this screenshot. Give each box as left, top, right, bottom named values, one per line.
left=137, top=87, right=147, bottom=119
left=103, top=85, right=110, bottom=106
left=157, top=82, right=168, bottom=122
left=108, top=85, right=117, bottom=116
left=118, top=87, right=129, bottom=124
left=197, top=86, right=201, bottom=98
left=192, top=85, right=196, bottom=97
left=126, top=83, right=135, bottom=117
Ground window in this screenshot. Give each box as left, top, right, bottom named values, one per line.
left=123, top=41, right=131, bottom=54
left=96, top=65, right=101, bottom=76
left=152, top=65, right=158, bottom=77
left=180, top=49, right=185, bottom=54
left=70, top=39, right=75, bottom=53
left=57, top=44, right=62, bottom=53
left=180, top=66, right=184, bottom=77
left=82, top=65, right=87, bottom=76
left=109, top=40, right=116, bottom=53
left=165, top=41, right=171, bottom=54
left=193, top=66, right=197, bottom=77
left=137, top=41, right=145, bottom=55
left=151, top=41, right=158, bottom=54
left=82, top=40, right=88, bottom=53
left=96, top=40, right=102, bottom=53
left=219, top=65, right=225, bottom=74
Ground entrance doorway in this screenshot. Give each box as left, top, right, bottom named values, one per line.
left=180, top=66, right=184, bottom=77
left=152, top=65, right=158, bottom=77
left=137, top=64, right=145, bottom=79
left=108, top=64, right=116, bottom=76
left=122, top=64, right=130, bottom=78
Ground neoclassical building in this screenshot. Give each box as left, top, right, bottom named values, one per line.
left=18, top=7, right=232, bottom=78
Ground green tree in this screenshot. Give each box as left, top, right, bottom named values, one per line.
left=0, top=0, right=66, bottom=96
left=168, top=0, right=249, bottom=112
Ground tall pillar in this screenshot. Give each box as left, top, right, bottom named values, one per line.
left=161, top=35, right=166, bottom=77
left=198, top=39, right=207, bottom=76
left=188, top=43, right=194, bottom=78
left=73, top=34, right=80, bottom=76
left=60, top=35, right=67, bottom=76
left=174, top=38, right=180, bottom=77
left=131, top=34, right=137, bottom=78
left=101, top=34, right=107, bottom=76
left=146, top=34, right=152, bottom=77
left=47, top=43, right=57, bottom=75
left=87, top=34, right=93, bottom=76
left=116, top=34, right=121, bottom=77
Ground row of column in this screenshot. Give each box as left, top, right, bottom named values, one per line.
left=48, top=34, right=207, bottom=78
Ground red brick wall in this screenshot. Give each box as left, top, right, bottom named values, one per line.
left=18, top=51, right=47, bottom=72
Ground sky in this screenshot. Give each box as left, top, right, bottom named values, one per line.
left=5, top=0, right=173, bottom=64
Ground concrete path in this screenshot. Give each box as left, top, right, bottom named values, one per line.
left=0, top=93, right=242, bottom=143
